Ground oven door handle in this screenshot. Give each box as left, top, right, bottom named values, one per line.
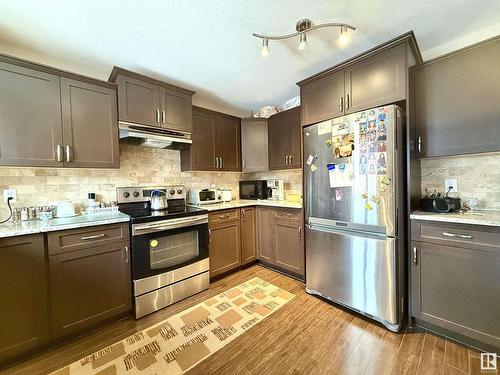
left=132, top=214, right=208, bottom=235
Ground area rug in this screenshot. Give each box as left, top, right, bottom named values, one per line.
left=51, top=277, right=295, bottom=375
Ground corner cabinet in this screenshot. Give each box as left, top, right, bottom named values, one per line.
left=413, top=36, right=500, bottom=158
left=240, top=207, right=257, bottom=264
left=410, top=220, right=500, bottom=350
left=0, top=54, right=120, bottom=168
left=181, top=106, right=241, bottom=171
left=241, top=118, right=268, bottom=172
left=299, top=33, right=420, bottom=126
left=0, top=234, right=49, bottom=364
left=268, top=107, right=301, bottom=170
left=110, top=67, right=194, bottom=133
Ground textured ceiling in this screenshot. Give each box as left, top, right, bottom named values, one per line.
left=0, top=0, right=499, bottom=116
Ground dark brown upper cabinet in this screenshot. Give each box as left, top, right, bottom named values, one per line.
left=0, top=54, right=119, bottom=168
left=298, top=32, right=421, bottom=126
left=268, top=106, right=301, bottom=170
left=181, top=106, right=241, bottom=171
left=109, top=67, right=194, bottom=133
left=413, top=36, right=500, bottom=158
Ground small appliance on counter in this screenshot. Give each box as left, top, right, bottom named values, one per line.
left=220, top=188, right=233, bottom=202
left=55, top=201, right=78, bottom=218
left=420, top=197, right=462, bottom=213
left=188, top=188, right=222, bottom=205
left=266, top=179, right=284, bottom=201
left=239, top=180, right=268, bottom=200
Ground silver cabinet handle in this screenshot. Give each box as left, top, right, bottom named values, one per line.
left=442, top=232, right=473, bottom=239
left=241, top=209, right=246, bottom=221
left=339, top=97, right=343, bottom=112
left=156, top=109, right=160, bottom=123
left=298, top=226, right=302, bottom=240
left=162, top=110, right=166, bottom=124
left=218, top=214, right=229, bottom=219
left=208, top=229, right=211, bottom=244
left=289, top=155, right=293, bottom=165
left=220, top=157, right=223, bottom=169
left=81, top=233, right=106, bottom=240
left=65, top=145, right=73, bottom=162
left=215, top=157, right=219, bottom=169
left=346, top=94, right=350, bottom=109
left=56, top=144, right=63, bottom=162
left=413, top=247, right=418, bottom=265
left=124, top=246, right=129, bottom=263
left=417, top=136, right=422, bottom=153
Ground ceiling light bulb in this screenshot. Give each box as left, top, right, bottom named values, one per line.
left=298, top=33, right=309, bottom=50
left=261, top=38, right=270, bottom=57
left=339, top=26, right=350, bottom=47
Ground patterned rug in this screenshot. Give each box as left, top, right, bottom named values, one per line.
left=51, top=277, right=295, bottom=375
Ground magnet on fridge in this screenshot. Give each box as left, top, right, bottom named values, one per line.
left=371, top=195, right=381, bottom=204
left=306, top=154, right=315, bottom=165
left=365, top=202, right=373, bottom=210
left=310, top=164, right=317, bottom=172
left=325, top=138, right=332, bottom=146
left=338, top=163, right=346, bottom=170
left=361, top=193, right=368, bottom=199
left=381, top=176, right=391, bottom=186
left=327, top=163, right=335, bottom=170
left=335, top=190, right=343, bottom=201
left=379, top=186, right=387, bottom=193
left=305, top=132, right=310, bottom=137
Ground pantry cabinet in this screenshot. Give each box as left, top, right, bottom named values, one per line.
left=268, top=107, right=301, bottom=170
left=181, top=106, right=241, bottom=171
left=413, top=36, right=500, bottom=158
left=110, top=67, right=194, bottom=132
left=0, top=54, right=119, bottom=168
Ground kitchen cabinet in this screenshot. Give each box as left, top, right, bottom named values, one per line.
left=48, top=224, right=131, bottom=338
left=181, top=106, right=241, bottom=171
left=0, top=234, right=49, bottom=364
left=241, top=118, right=268, bottom=172
left=240, top=207, right=257, bottom=264
left=209, top=209, right=241, bottom=277
left=298, top=34, right=420, bottom=126
left=410, top=220, right=500, bottom=349
left=413, top=36, right=500, bottom=158
left=110, top=67, right=194, bottom=132
left=268, top=107, right=301, bottom=170
left=257, top=207, right=304, bottom=279
left=0, top=55, right=120, bottom=168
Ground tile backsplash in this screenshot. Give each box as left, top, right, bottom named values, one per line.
left=0, top=144, right=302, bottom=218
left=421, top=152, right=500, bottom=211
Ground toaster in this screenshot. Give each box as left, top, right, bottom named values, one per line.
left=420, top=197, right=462, bottom=213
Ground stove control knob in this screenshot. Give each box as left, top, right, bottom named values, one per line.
left=177, top=189, right=183, bottom=195
left=170, top=189, right=176, bottom=195
left=123, top=192, right=130, bottom=198
left=133, top=191, right=140, bottom=198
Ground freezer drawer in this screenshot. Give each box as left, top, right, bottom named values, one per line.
left=306, top=225, right=401, bottom=331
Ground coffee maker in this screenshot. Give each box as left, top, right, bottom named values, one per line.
left=267, top=180, right=284, bottom=201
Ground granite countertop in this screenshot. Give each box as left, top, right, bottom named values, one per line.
left=188, top=199, right=302, bottom=211
left=0, top=212, right=130, bottom=239
left=410, top=210, right=500, bottom=227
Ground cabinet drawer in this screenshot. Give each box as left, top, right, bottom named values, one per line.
left=411, top=220, right=500, bottom=252
left=48, top=223, right=129, bottom=255
left=274, top=209, right=302, bottom=223
left=209, top=209, right=240, bottom=225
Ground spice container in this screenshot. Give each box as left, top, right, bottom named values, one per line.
left=20, top=208, right=29, bottom=221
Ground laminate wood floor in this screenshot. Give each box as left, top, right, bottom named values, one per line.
left=2, top=265, right=495, bottom=375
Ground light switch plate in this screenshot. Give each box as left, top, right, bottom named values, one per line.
left=444, top=179, right=458, bottom=194
left=3, top=189, right=17, bottom=203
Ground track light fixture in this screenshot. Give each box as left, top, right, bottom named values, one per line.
left=253, top=19, right=356, bottom=56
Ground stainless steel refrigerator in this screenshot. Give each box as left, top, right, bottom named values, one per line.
left=303, top=105, right=405, bottom=331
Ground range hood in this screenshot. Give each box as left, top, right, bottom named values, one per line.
left=119, top=122, right=192, bottom=149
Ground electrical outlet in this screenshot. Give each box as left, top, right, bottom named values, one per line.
left=3, top=189, right=17, bottom=203
left=444, top=179, right=458, bottom=194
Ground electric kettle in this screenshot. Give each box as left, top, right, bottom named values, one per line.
left=150, top=190, right=168, bottom=210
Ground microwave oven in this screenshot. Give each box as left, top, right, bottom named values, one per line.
left=239, top=180, right=268, bottom=200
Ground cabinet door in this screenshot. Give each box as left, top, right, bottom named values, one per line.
left=414, top=38, right=500, bottom=158
left=160, top=88, right=192, bottom=132
left=241, top=119, right=268, bottom=172
left=274, top=220, right=304, bottom=276
left=209, top=221, right=241, bottom=277
left=50, top=242, right=132, bottom=338
left=0, top=62, right=63, bottom=167
left=288, top=107, right=302, bottom=168
left=345, top=44, right=406, bottom=114
left=0, top=234, right=49, bottom=363
left=256, top=207, right=275, bottom=264
left=268, top=111, right=288, bottom=170
left=115, top=75, right=160, bottom=127
left=301, top=70, right=345, bottom=126
left=184, top=109, right=217, bottom=171
left=60, top=78, right=119, bottom=168
left=217, top=115, right=241, bottom=171
left=410, top=241, right=500, bottom=348
left=241, top=208, right=257, bottom=264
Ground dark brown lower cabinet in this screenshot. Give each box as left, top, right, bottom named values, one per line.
left=410, top=220, right=500, bottom=349
left=256, top=207, right=275, bottom=263
left=240, top=207, right=257, bottom=264
left=49, top=241, right=132, bottom=339
left=209, top=214, right=241, bottom=278
left=0, top=234, right=49, bottom=364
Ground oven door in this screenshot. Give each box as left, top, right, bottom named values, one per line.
left=131, top=215, right=209, bottom=283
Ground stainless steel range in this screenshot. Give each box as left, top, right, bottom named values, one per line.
left=117, top=186, right=209, bottom=319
